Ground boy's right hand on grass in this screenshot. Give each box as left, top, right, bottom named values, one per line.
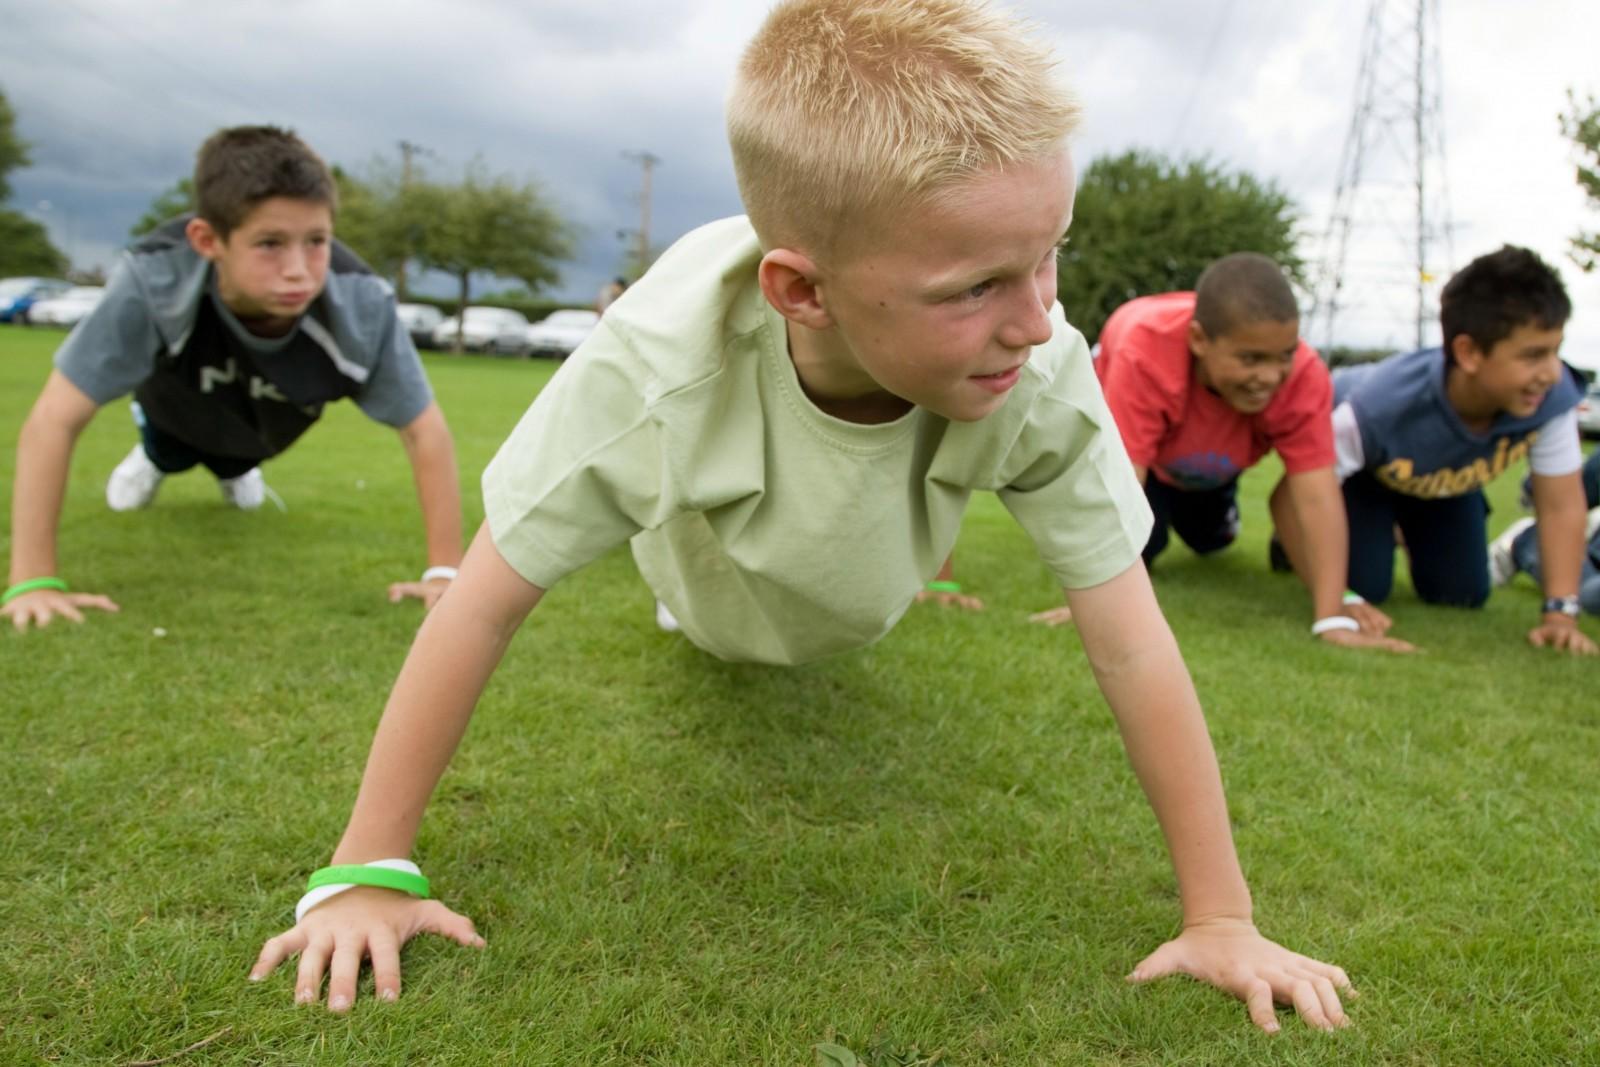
left=250, top=886, right=485, bottom=1011
left=1317, top=627, right=1417, bottom=654
left=4, top=588, right=119, bottom=631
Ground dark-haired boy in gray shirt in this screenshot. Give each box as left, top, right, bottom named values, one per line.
left=3, top=126, right=463, bottom=630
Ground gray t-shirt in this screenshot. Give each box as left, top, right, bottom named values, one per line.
left=54, top=216, right=433, bottom=461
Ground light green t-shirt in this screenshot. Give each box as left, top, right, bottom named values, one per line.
left=483, top=216, right=1151, bottom=665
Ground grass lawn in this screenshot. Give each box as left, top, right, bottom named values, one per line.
left=2, top=322, right=1597, bottom=1065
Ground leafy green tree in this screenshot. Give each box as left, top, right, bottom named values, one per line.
left=129, top=177, right=196, bottom=236
left=1056, top=150, right=1303, bottom=343
left=1560, top=92, right=1600, bottom=272
left=0, top=86, right=29, bottom=201
left=410, top=161, right=573, bottom=350
left=0, top=210, right=69, bottom=276
left=0, top=86, right=70, bottom=274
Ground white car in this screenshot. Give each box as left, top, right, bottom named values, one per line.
left=27, top=286, right=106, bottom=327
left=432, top=307, right=531, bottom=355
left=1578, top=380, right=1600, bottom=440
left=525, top=308, right=600, bottom=359
left=395, top=302, right=445, bottom=350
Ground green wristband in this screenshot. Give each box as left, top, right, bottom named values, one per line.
left=2, top=577, right=69, bottom=606
left=925, top=580, right=962, bottom=594
left=307, top=864, right=431, bottom=899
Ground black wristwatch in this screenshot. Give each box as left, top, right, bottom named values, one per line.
left=1541, top=595, right=1581, bottom=619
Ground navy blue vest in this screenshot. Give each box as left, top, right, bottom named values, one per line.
left=1333, top=346, right=1582, bottom=499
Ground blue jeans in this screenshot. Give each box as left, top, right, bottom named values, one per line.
left=1143, top=477, right=1240, bottom=566
left=1344, top=471, right=1490, bottom=607
left=132, top=402, right=258, bottom=480
left=1509, top=450, right=1600, bottom=615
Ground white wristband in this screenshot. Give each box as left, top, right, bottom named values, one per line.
left=1311, top=615, right=1361, bottom=637
left=295, top=858, right=421, bottom=922
left=1342, top=591, right=1366, bottom=606
left=421, top=565, right=458, bottom=584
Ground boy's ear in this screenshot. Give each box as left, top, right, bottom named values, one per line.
left=185, top=217, right=224, bottom=262
left=758, top=249, right=834, bottom=331
left=1186, top=317, right=1213, bottom=358
left=1449, top=333, right=1485, bottom=372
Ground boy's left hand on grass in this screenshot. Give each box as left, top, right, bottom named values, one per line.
left=1027, top=604, right=1074, bottom=627
left=1527, top=617, right=1598, bottom=655
left=914, top=588, right=985, bottom=612
left=1128, top=917, right=1353, bottom=1033
left=387, top=577, right=450, bottom=611
left=1317, top=627, right=1417, bottom=654
left=1344, top=601, right=1393, bottom=636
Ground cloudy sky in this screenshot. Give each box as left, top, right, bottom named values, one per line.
left=4, top=0, right=1598, bottom=363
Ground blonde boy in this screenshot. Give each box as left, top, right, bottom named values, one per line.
left=252, top=0, right=1352, bottom=1032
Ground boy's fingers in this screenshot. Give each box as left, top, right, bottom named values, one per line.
left=325, top=939, right=365, bottom=1013
left=368, top=929, right=403, bottom=1003
left=1303, top=959, right=1353, bottom=992
left=1244, top=979, right=1279, bottom=1033
left=1306, top=973, right=1348, bottom=1027
left=1287, top=978, right=1333, bottom=1030
left=1126, top=942, right=1181, bottom=983
left=294, top=934, right=333, bottom=1005
left=417, top=901, right=485, bottom=947
left=250, top=929, right=306, bottom=980
left=74, top=593, right=119, bottom=613
left=1028, top=605, right=1074, bottom=627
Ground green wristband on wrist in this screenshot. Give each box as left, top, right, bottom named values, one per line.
left=307, top=864, right=431, bottom=899
left=2, top=577, right=68, bottom=606
left=925, top=580, right=962, bottom=594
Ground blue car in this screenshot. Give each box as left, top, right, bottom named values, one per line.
left=0, top=277, right=73, bottom=323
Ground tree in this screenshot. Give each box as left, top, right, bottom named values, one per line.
left=0, top=86, right=69, bottom=274
left=1, top=86, right=29, bottom=201
left=1056, top=150, right=1303, bottom=343
left=1560, top=91, right=1600, bottom=272
left=0, top=210, right=69, bottom=276
left=410, top=161, right=573, bottom=350
left=129, top=177, right=196, bottom=236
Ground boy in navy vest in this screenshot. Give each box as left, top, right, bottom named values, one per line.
left=1275, top=246, right=1595, bottom=654
left=2, top=127, right=464, bottom=630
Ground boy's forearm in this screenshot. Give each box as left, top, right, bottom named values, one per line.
left=399, top=403, right=464, bottom=568
left=10, top=379, right=96, bottom=583
left=1287, top=468, right=1350, bottom=620
left=1066, top=566, right=1252, bottom=924
left=1531, top=472, right=1586, bottom=600
left=334, top=526, right=542, bottom=861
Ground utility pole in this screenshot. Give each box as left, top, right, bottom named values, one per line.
left=395, top=139, right=433, bottom=300
left=1308, top=0, right=1451, bottom=354
left=622, top=150, right=661, bottom=279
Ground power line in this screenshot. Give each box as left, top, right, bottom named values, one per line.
left=1308, top=0, right=1453, bottom=351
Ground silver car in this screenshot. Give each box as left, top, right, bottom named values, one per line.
left=1578, top=380, right=1600, bottom=440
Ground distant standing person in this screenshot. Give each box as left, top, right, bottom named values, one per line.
left=3, top=126, right=464, bottom=631
left=1278, top=245, right=1595, bottom=655
left=596, top=276, right=628, bottom=315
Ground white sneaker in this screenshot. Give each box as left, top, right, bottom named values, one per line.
left=1487, top=516, right=1535, bottom=587
left=654, top=600, right=681, bottom=633
left=218, top=468, right=266, bottom=510
left=106, top=445, right=165, bottom=511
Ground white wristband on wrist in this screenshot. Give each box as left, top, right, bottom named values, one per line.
left=1342, top=591, right=1366, bottom=606
left=1311, top=615, right=1361, bottom=637
left=421, top=565, right=458, bottom=584
left=295, top=858, right=422, bottom=922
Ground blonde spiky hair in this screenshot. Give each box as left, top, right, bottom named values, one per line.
left=727, top=0, right=1079, bottom=260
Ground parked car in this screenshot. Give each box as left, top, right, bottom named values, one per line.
left=525, top=308, right=600, bottom=358
left=0, top=276, right=72, bottom=323
left=1578, top=380, right=1600, bottom=440
left=395, top=302, right=445, bottom=350
left=432, top=307, right=532, bottom=355
left=27, top=286, right=106, bottom=327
